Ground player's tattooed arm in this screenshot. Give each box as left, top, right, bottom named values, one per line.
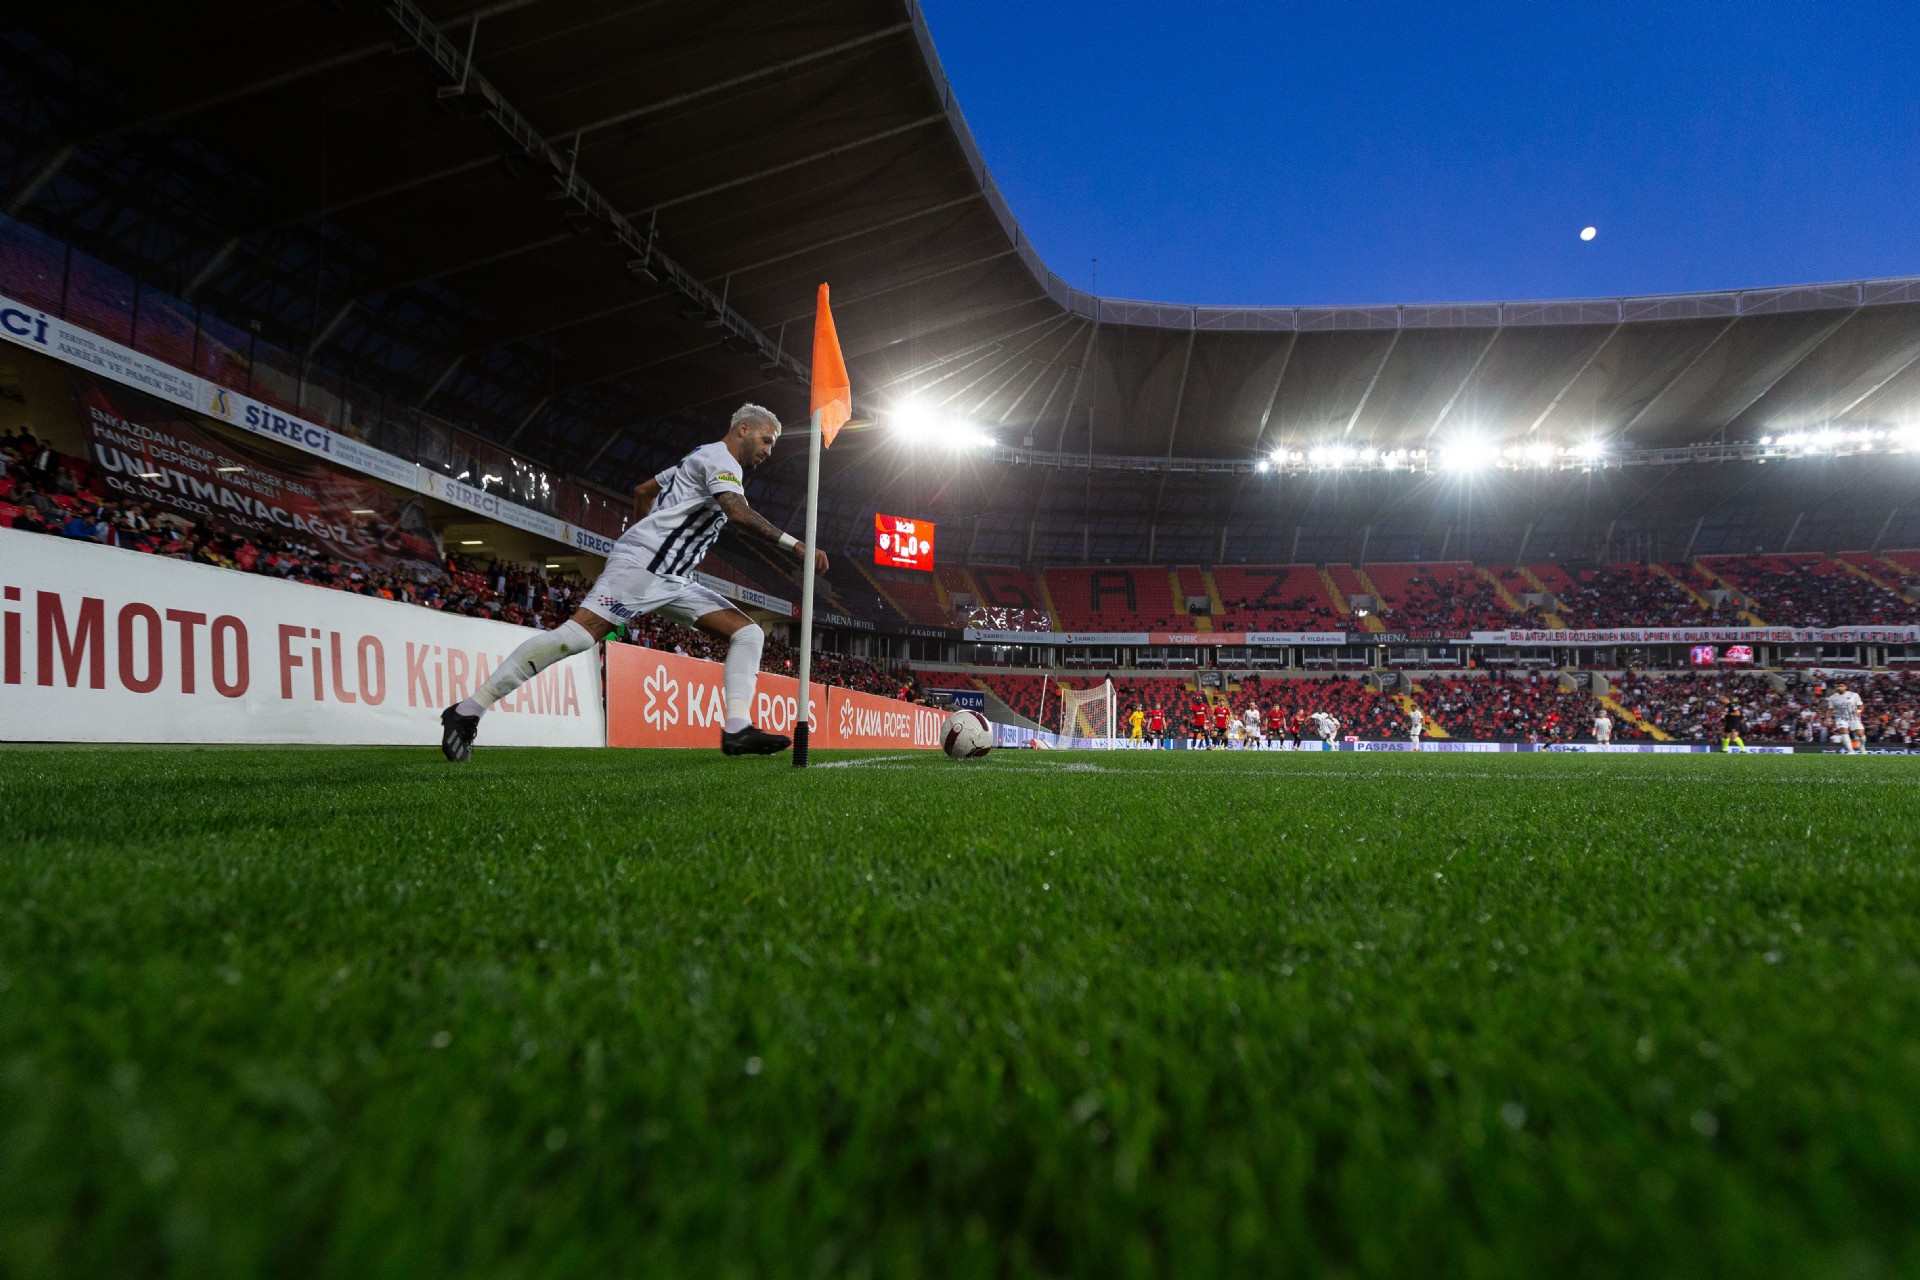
left=715, top=492, right=829, bottom=574
left=632, top=477, right=661, bottom=522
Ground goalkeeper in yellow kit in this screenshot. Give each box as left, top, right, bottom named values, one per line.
left=1127, top=706, right=1146, bottom=748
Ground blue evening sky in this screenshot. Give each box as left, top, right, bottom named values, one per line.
left=918, top=2, right=1920, bottom=306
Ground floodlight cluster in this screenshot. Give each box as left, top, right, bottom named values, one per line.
left=1757, top=424, right=1920, bottom=457
left=1259, top=436, right=1612, bottom=475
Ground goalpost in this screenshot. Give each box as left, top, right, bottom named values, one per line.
left=1059, top=679, right=1116, bottom=744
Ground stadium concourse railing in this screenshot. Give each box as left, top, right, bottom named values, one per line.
left=0, top=214, right=632, bottom=541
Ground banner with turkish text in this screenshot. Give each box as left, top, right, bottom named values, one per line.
left=605, top=643, right=942, bottom=749
left=76, top=373, right=444, bottom=579
left=0, top=528, right=603, bottom=745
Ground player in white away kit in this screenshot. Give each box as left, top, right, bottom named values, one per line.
left=1407, top=707, right=1425, bottom=750
left=1311, top=711, right=1340, bottom=749
left=439, top=405, right=828, bottom=760
left=1244, top=705, right=1262, bottom=748
left=1593, top=711, right=1612, bottom=746
left=1826, top=681, right=1866, bottom=754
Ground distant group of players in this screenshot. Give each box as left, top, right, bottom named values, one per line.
left=1121, top=699, right=1417, bottom=750
left=1115, top=679, right=1873, bottom=754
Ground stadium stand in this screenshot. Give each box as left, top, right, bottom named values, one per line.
left=963, top=564, right=1053, bottom=631
left=1364, top=562, right=1519, bottom=632
left=1702, top=554, right=1920, bottom=627
left=1044, top=566, right=1191, bottom=632
left=1211, top=565, right=1345, bottom=631
left=1553, top=563, right=1713, bottom=627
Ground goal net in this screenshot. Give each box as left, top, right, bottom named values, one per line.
left=1059, top=679, right=1116, bottom=742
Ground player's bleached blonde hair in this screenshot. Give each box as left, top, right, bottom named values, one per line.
left=730, top=402, right=781, bottom=435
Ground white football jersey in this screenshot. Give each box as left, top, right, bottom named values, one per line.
left=1827, top=690, right=1864, bottom=720
left=610, top=440, right=747, bottom=577
left=1594, top=715, right=1612, bottom=735
left=1410, top=710, right=1424, bottom=727
left=1244, top=709, right=1261, bottom=730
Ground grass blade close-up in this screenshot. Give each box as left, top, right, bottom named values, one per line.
left=2, top=746, right=1917, bottom=1278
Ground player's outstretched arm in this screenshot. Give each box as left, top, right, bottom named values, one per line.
left=715, top=491, right=828, bottom=575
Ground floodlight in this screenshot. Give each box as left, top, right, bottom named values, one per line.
left=1437, top=436, right=1494, bottom=473
left=1568, top=439, right=1607, bottom=461
left=1255, top=458, right=1271, bottom=473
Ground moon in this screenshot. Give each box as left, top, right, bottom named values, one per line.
left=1580, top=226, right=1598, bottom=241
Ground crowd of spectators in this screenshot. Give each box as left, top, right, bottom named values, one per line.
left=1609, top=670, right=1920, bottom=744
left=1707, top=557, right=1920, bottom=628
left=1554, top=564, right=1722, bottom=628
left=1416, top=671, right=1605, bottom=742
left=1371, top=565, right=1524, bottom=633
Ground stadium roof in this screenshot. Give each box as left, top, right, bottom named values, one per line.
left=6, top=0, right=1920, bottom=560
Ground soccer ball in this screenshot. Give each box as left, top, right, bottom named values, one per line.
left=941, top=709, right=994, bottom=760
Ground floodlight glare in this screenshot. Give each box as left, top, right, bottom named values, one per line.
left=1438, top=436, right=1494, bottom=473
left=1568, top=439, right=1607, bottom=461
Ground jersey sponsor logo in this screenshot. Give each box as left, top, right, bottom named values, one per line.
left=642, top=664, right=680, bottom=730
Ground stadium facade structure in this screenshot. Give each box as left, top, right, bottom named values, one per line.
left=5, top=0, right=1920, bottom=570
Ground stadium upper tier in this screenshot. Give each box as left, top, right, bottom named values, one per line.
left=6, top=0, right=1920, bottom=564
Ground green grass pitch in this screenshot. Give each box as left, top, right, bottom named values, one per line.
left=3, top=746, right=1918, bottom=1278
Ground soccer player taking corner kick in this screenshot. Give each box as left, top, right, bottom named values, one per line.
left=438, top=404, right=828, bottom=761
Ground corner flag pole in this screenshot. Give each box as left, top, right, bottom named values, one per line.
left=792, top=406, right=824, bottom=767
left=794, top=283, right=850, bottom=769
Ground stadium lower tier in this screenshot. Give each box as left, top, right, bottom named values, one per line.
left=952, top=670, right=1920, bottom=746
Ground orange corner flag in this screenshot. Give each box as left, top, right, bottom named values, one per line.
left=810, top=283, right=851, bottom=448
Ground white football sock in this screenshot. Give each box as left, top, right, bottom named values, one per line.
left=722, top=622, right=763, bottom=731
left=471, top=619, right=596, bottom=713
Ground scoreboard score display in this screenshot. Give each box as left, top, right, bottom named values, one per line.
left=874, top=513, right=935, bottom=570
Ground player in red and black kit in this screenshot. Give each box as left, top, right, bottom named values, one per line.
left=1189, top=699, right=1210, bottom=749
left=1212, top=702, right=1231, bottom=748
left=1147, top=705, right=1167, bottom=749
left=1290, top=710, right=1309, bottom=749
left=1266, top=704, right=1288, bottom=749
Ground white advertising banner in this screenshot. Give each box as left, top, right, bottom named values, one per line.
left=0, top=529, right=604, bottom=746
left=0, top=291, right=616, bottom=560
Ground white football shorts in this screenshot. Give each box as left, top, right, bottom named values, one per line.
left=580, top=555, right=739, bottom=628
left=1838, top=718, right=1865, bottom=733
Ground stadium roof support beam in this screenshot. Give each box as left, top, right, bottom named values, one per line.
left=3, top=0, right=544, bottom=209
left=1248, top=332, right=1299, bottom=455
left=1526, top=323, right=1620, bottom=435
left=1428, top=329, right=1501, bottom=439
left=379, top=0, right=809, bottom=395
left=1834, top=340, right=1920, bottom=420
left=1714, top=308, right=1860, bottom=436
left=1341, top=328, right=1401, bottom=437
left=1162, top=328, right=1199, bottom=459
left=1621, top=317, right=1740, bottom=437
left=862, top=311, right=1066, bottom=393
left=634, top=115, right=947, bottom=216
left=930, top=314, right=1078, bottom=413
left=504, top=393, right=551, bottom=446
left=565, top=23, right=916, bottom=140
left=415, top=354, right=464, bottom=409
